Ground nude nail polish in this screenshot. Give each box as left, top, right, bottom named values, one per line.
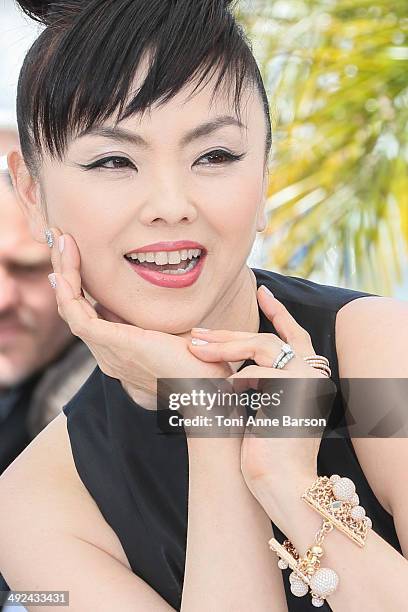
left=260, top=284, right=274, bottom=297
left=191, top=338, right=209, bottom=345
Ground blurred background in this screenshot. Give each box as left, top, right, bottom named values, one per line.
left=0, top=1, right=406, bottom=607
left=1, top=0, right=407, bottom=297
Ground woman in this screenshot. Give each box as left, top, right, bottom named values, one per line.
left=0, top=0, right=407, bottom=610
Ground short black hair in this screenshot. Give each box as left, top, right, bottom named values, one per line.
left=16, top=0, right=272, bottom=174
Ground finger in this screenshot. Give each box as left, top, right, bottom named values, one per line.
left=49, top=226, right=63, bottom=275
left=60, top=233, right=85, bottom=300
left=189, top=335, right=282, bottom=367
left=52, top=272, right=98, bottom=335
left=257, top=286, right=314, bottom=354
left=226, top=375, right=253, bottom=394
left=227, top=366, right=261, bottom=393
left=52, top=242, right=98, bottom=321
left=77, top=295, right=102, bottom=320
left=189, top=337, right=255, bottom=363
left=53, top=270, right=154, bottom=351
left=190, top=328, right=258, bottom=342
left=57, top=233, right=99, bottom=321
left=54, top=275, right=124, bottom=346
left=228, top=365, right=291, bottom=381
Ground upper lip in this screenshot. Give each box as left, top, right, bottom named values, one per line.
left=126, top=240, right=206, bottom=254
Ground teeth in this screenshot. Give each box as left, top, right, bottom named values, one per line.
left=168, top=251, right=181, bottom=264
left=127, top=248, right=202, bottom=263
left=160, top=259, right=199, bottom=274
left=154, top=251, right=168, bottom=266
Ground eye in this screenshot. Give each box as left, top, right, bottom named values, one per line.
left=80, top=156, right=137, bottom=171
left=195, top=149, right=246, bottom=166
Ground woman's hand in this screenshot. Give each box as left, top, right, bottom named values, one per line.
left=47, top=228, right=233, bottom=408
left=188, top=286, right=337, bottom=527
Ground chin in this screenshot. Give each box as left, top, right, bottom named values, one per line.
left=136, top=319, right=192, bottom=335
left=117, top=310, right=192, bottom=334
left=88, top=287, right=202, bottom=334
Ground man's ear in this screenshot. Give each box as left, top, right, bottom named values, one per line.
left=7, top=150, right=48, bottom=244
left=256, top=168, right=269, bottom=233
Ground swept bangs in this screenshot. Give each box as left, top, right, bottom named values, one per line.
left=16, top=0, right=272, bottom=172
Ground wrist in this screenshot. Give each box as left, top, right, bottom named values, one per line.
left=187, top=436, right=242, bottom=455
left=248, top=470, right=318, bottom=534
left=187, top=438, right=244, bottom=481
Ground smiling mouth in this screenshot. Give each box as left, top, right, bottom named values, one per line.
left=124, top=248, right=205, bottom=275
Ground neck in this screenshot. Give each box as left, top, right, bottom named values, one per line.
left=121, top=267, right=260, bottom=407
left=178, top=265, right=260, bottom=372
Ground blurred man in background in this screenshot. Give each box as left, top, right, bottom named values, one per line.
left=0, top=127, right=96, bottom=474
left=0, top=126, right=95, bottom=609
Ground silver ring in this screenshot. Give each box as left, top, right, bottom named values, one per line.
left=275, top=351, right=295, bottom=369
left=272, top=343, right=295, bottom=369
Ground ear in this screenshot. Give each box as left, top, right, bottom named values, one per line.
left=256, top=167, right=269, bottom=233
left=7, top=150, right=48, bottom=244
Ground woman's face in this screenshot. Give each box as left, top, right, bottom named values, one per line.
left=37, top=73, right=269, bottom=333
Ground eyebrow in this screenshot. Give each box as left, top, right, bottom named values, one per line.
left=77, top=115, right=246, bottom=149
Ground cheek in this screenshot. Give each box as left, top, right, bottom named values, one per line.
left=203, top=169, right=263, bottom=235
left=44, top=178, right=131, bottom=281
left=44, top=173, right=131, bottom=236
left=43, top=176, right=141, bottom=309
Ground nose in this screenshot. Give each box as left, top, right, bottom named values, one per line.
left=138, top=175, right=198, bottom=227
left=0, top=265, right=21, bottom=312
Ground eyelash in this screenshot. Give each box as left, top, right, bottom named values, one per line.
left=79, top=149, right=246, bottom=171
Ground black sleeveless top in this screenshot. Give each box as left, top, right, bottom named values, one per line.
left=62, top=268, right=402, bottom=611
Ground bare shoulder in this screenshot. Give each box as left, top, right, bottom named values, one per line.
left=0, top=411, right=130, bottom=571
left=335, top=295, right=408, bottom=376
left=0, top=414, right=176, bottom=610
left=333, top=295, right=408, bottom=553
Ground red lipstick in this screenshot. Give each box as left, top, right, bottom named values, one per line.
left=124, top=240, right=207, bottom=288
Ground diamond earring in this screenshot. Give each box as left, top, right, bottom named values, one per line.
left=45, top=229, right=54, bottom=248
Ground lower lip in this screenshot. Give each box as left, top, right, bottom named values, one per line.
left=125, top=253, right=207, bottom=288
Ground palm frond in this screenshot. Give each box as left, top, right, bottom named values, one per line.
left=238, top=0, right=408, bottom=294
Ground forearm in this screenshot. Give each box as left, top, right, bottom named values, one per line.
left=180, top=438, right=287, bottom=612
left=257, top=473, right=408, bottom=612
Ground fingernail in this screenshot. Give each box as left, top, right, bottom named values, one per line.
left=45, top=229, right=54, bottom=249
left=191, top=338, right=209, bottom=346
left=58, top=235, right=65, bottom=254
left=192, top=327, right=210, bottom=332
left=48, top=273, right=57, bottom=289
left=260, top=285, right=274, bottom=297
